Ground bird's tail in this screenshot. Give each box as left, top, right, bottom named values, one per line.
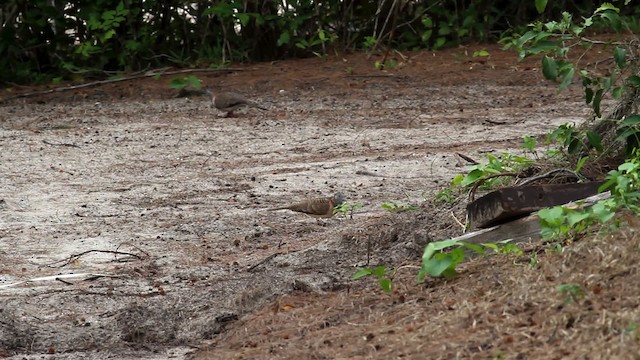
left=267, top=206, right=288, bottom=211
left=249, top=101, right=268, bottom=111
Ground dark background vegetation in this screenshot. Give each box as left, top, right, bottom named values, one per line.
left=0, top=0, right=633, bottom=84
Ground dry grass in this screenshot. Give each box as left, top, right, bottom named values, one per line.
left=193, top=219, right=640, bottom=359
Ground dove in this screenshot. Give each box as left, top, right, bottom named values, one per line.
left=268, top=192, right=345, bottom=218
left=205, top=88, right=267, bottom=117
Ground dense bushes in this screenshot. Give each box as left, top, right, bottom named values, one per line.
left=0, top=0, right=613, bottom=83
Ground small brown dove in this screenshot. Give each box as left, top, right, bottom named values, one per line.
left=206, top=88, right=267, bottom=117
left=268, top=192, right=345, bottom=218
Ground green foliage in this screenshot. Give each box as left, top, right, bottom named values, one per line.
left=538, top=205, right=608, bottom=240
left=501, top=2, right=640, bottom=157
left=539, top=149, right=640, bottom=241
left=557, top=283, right=586, bottom=304
left=0, top=1, right=607, bottom=83
left=452, top=152, right=534, bottom=190
left=417, top=239, right=522, bottom=281
left=547, top=124, right=603, bottom=156
left=169, top=75, right=202, bottom=90
left=522, top=135, right=538, bottom=153
left=295, top=30, right=338, bottom=57
left=599, top=148, right=640, bottom=212
left=434, top=187, right=461, bottom=205
left=615, top=115, right=640, bottom=155
left=472, top=50, right=490, bottom=57
left=381, top=201, right=418, bottom=213
left=333, top=202, right=364, bottom=219
left=352, top=266, right=393, bottom=293
left=374, top=59, right=398, bottom=70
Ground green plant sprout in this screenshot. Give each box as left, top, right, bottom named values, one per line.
left=352, top=266, right=393, bottom=293
left=557, top=283, right=586, bottom=305
left=333, top=202, right=364, bottom=219
left=417, top=239, right=522, bottom=281
left=169, top=75, right=202, bottom=90
left=381, top=201, right=418, bottom=212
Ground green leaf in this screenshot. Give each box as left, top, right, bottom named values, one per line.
left=318, top=30, right=326, bottom=41
left=590, top=202, right=615, bottom=222
left=169, top=77, right=187, bottom=90
left=599, top=12, right=622, bottom=32
left=422, top=239, right=462, bottom=262
left=371, top=265, right=387, bottom=277
left=585, top=87, right=594, bottom=104
left=210, top=2, right=234, bottom=17
left=277, top=31, right=290, bottom=46
left=422, top=16, right=433, bottom=28
left=575, top=156, right=589, bottom=173
left=620, top=115, right=640, bottom=127
left=598, top=173, right=618, bottom=192
left=616, top=127, right=640, bottom=144
left=538, top=206, right=565, bottom=227
left=619, top=162, right=639, bottom=173
left=352, top=268, right=372, bottom=280
left=185, top=75, right=201, bottom=89
left=522, top=135, right=537, bottom=151
left=603, top=74, right=615, bottom=91
left=236, top=13, right=250, bottom=26
left=482, top=243, right=498, bottom=251
left=473, top=50, right=490, bottom=57
left=535, top=0, right=548, bottom=13
left=628, top=76, right=640, bottom=88
left=460, top=169, right=484, bottom=187
left=527, top=40, right=560, bottom=54
left=515, top=31, right=537, bottom=48
left=613, top=47, right=627, bottom=69
left=582, top=16, right=594, bottom=28
left=378, top=278, right=393, bottom=293
left=593, top=88, right=604, bottom=117
left=461, top=242, right=485, bottom=255
left=253, top=13, right=265, bottom=25
left=422, top=256, right=454, bottom=277
left=421, top=29, right=433, bottom=43
left=568, top=136, right=582, bottom=154
left=542, top=56, right=558, bottom=80
left=612, top=86, right=624, bottom=99
left=559, top=66, right=575, bottom=90
left=586, top=131, right=603, bottom=152
left=595, top=3, right=620, bottom=13
left=566, top=210, right=591, bottom=227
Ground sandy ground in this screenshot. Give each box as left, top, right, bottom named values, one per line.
left=0, top=44, right=613, bottom=359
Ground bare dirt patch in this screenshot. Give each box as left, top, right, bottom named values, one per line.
left=2, top=43, right=637, bottom=359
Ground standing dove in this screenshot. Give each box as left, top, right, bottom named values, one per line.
left=268, top=192, right=345, bottom=218
left=205, top=88, right=267, bottom=117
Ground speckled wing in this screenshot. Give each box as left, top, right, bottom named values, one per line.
left=269, top=196, right=337, bottom=218
left=215, top=92, right=267, bottom=111
left=214, top=92, right=250, bottom=110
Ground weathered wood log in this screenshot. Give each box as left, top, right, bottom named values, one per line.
left=457, top=191, right=611, bottom=246
left=467, top=182, right=604, bottom=229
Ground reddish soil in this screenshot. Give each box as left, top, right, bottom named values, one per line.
left=1, top=42, right=638, bottom=360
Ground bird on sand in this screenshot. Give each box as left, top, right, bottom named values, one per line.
left=205, top=88, right=267, bottom=117
left=268, top=192, right=345, bottom=218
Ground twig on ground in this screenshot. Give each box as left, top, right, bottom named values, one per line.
left=469, top=171, right=522, bottom=201
left=42, top=140, right=81, bottom=148
left=456, top=152, right=479, bottom=165
left=0, top=68, right=244, bottom=103
left=247, top=253, right=281, bottom=272
left=46, top=250, right=145, bottom=268
left=517, top=168, right=589, bottom=186
left=56, top=277, right=74, bottom=285
left=451, top=211, right=466, bottom=231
